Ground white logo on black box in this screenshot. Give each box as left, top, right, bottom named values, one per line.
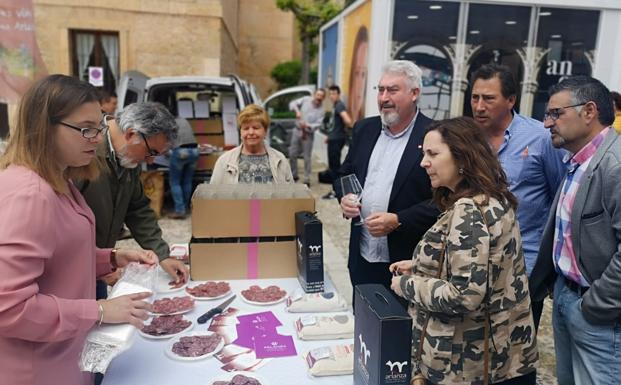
left=386, top=360, right=408, bottom=373
left=358, top=334, right=371, bottom=365
left=308, top=245, right=322, bottom=253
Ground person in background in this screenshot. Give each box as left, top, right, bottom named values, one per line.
left=338, top=60, right=438, bottom=294
left=0, top=75, right=155, bottom=385
left=530, top=76, right=621, bottom=385
left=321, top=85, right=352, bottom=200
left=470, top=64, right=565, bottom=333
left=348, top=26, right=369, bottom=123
left=288, top=89, right=326, bottom=186
left=168, top=116, right=199, bottom=219
left=99, top=89, right=118, bottom=115
left=211, top=104, right=293, bottom=184
left=390, top=117, right=537, bottom=385
left=79, top=102, right=188, bottom=301
left=611, top=91, right=621, bottom=132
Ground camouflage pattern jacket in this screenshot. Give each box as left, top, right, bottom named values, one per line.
left=393, top=196, right=538, bottom=384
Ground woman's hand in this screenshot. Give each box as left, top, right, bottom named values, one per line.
left=114, top=249, right=159, bottom=268
left=340, top=193, right=362, bottom=219
left=390, top=275, right=404, bottom=297
left=389, top=260, right=414, bottom=276
left=99, top=292, right=153, bottom=329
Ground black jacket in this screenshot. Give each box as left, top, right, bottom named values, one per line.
left=336, top=114, right=439, bottom=267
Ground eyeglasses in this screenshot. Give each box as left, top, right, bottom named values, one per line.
left=60, top=114, right=110, bottom=139
left=543, top=103, right=587, bottom=122
left=139, top=132, right=160, bottom=157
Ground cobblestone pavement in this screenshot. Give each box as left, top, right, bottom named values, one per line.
left=117, top=156, right=557, bottom=384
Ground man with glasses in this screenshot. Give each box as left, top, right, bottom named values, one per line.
left=337, top=60, right=438, bottom=298
left=470, top=64, right=565, bottom=337
left=78, top=102, right=188, bottom=302
left=529, top=76, right=621, bottom=385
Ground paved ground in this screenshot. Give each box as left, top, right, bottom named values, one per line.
left=117, top=154, right=557, bottom=384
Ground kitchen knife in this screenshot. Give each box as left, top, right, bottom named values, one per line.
left=197, top=294, right=236, bottom=324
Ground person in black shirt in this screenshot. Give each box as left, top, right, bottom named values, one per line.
left=322, top=85, right=352, bottom=199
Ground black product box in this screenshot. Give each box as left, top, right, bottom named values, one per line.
left=295, top=211, right=324, bottom=293
left=354, top=284, right=412, bottom=385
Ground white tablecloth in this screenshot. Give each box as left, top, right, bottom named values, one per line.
left=102, top=277, right=354, bottom=385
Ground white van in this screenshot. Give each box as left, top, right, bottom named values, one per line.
left=116, top=70, right=261, bottom=177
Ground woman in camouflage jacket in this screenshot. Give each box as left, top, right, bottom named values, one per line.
left=390, top=117, right=538, bottom=384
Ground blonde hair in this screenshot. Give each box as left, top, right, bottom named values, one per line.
left=237, top=104, right=270, bottom=130
left=0, top=75, right=101, bottom=194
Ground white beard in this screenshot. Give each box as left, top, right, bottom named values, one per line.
left=380, top=110, right=400, bottom=127
left=117, top=144, right=139, bottom=168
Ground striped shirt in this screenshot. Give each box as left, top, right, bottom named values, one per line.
left=553, top=127, right=610, bottom=286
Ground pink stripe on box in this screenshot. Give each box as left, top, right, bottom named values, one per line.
left=247, top=199, right=261, bottom=278
left=249, top=199, right=261, bottom=236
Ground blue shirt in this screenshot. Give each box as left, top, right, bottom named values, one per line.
left=360, top=111, right=418, bottom=263
left=497, top=113, right=566, bottom=275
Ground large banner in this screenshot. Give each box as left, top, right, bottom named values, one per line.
left=0, top=0, right=47, bottom=104
left=341, top=0, right=371, bottom=123
left=319, top=23, right=338, bottom=89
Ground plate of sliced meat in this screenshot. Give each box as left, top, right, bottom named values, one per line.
left=139, top=314, right=194, bottom=340
left=240, top=285, right=287, bottom=306
left=151, top=296, right=195, bottom=316
left=165, top=331, right=225, bottom=361
left=186, top=281, right=232, bottom=300
left=155, top=266, right=188, bottom=294
left=209, top=372, right=268, bottom=385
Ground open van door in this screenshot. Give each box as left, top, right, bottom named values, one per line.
left=227, top=74, right=252, bottom=107
left=116, top=70, right=150, bottom=112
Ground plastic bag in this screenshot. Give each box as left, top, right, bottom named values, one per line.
left=79, top=263, right=156, bottom=373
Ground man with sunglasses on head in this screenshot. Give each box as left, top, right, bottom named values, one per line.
left=529, top=76, right=621, bottom=385
left=78, top=102, right=189, bottom=302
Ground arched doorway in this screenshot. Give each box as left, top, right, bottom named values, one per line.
left=396, top=44, right=453, bottom=120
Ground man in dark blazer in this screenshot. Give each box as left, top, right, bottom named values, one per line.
left=529, top=76, right=621, bottom=384
left=337, top=60, right=439, bottom=293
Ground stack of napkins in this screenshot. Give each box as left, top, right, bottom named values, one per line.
left=233, top=311, right=297, bottom=359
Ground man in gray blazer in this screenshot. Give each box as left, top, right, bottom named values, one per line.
left=529, top=76, right=620, bottom=385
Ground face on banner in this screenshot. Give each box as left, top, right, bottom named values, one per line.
left=0, top=0, right=48, bottom=103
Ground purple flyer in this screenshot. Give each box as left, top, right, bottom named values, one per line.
left=253, top=333, right=297, bottom=358
left=237, top=311, right=282, bottom=328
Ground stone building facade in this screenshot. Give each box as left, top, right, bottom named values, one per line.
left=32, top=0, right=300, bottom=98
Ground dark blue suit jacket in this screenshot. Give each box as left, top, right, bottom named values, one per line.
left=337, top=114, right=439, bottom=267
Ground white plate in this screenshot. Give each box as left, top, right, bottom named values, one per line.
left=165, top=331, right=225, bottom=361
left=208, top=371, right=269, bottom=385
left=185, top=285, right=232, bottom=301
left=139, top=316, right=194, bottom=340
left=150, top=296, right=195, bottom=316
left=240, top=289, right=287, bottom=306
left=154, top=266, right=188, bottom=294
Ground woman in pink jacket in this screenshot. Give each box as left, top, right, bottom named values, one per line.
left=0, top=75, right=156, bottom=385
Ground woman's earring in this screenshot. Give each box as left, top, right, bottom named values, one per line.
left=458, top=168, right=464, bottom=175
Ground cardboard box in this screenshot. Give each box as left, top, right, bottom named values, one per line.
left=190, top=184, right=315, bottom=280
left=192, top=196, right=315, bottom=238
left=196, top=152, right=221, bottom=171
left=295, top=211, right=324, bottom=293
left=190, top=240, right=297, bottom=280
left=354, top=284, right=412, bottom=385
left=189, top=118, right=223, bottom=134
left=196, top=133, right=225, bottom=148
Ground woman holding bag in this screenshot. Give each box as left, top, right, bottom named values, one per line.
left=390, top=117, right=537, bottom=384
left=0, top=75, right=155, bottom=385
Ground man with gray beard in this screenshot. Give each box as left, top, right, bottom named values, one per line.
left=337, top=60, right=438, bottom=295
left=79, top=102, right=189, bottom=302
